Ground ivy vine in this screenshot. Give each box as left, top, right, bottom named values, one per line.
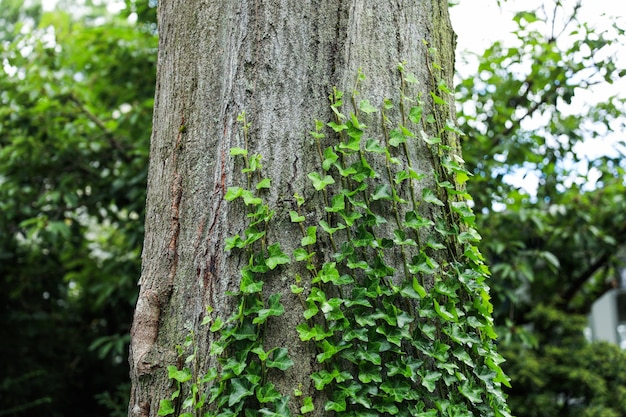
left=158, top=44, right=512, bottom=417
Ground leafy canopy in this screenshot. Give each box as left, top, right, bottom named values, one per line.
left=456, top=1, right=626, bottom=416
left=0, top=0, right=156, bottom=415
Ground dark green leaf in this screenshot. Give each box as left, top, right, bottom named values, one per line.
left=266, top=347, right=294, bottom=371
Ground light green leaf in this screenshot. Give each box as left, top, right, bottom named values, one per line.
left=308, top=172, right=335, bottom=190
left=301, top=226, right=317, bottom=246
left=289, top=210, right=305, bottom=223
left=224, top=186, right=243, bottom=201
left=157, top=399, right=175, bottom=416
left=167, top=365, right=192, bottom=383
left=256, top=178, right=271, bottom=189
left=422, top=188, right=444, bottom=206
left=301, top=396, right=315, bottom=414
left=359, top=99, right=378, bottom=114
left=253, top=293, right=284, bottom=324
left=265, top=243, right=290, bottom=270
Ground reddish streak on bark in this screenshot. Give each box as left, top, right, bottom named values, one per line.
left=202, top=145, right=228, bottom=299
left=167, top=115, right=185, bottom=284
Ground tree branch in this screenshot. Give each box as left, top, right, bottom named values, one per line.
left=67, top=94, right=131, bottom=162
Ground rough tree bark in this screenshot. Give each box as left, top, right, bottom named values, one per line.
left=128, top=1, right=505, bottom=417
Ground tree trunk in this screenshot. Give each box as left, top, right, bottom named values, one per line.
left=129, top=1, right=510, bottom=417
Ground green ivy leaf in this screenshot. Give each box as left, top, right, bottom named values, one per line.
left=358, top=362, right=382, bottom=383
left=325, top=194, right=345, bottom=212
left=317, top=262, right=339, bottom=284
left=380, top=379, right=412, bottom=403
left=289, top=210, right=305, bottom=223
left=386, top=359, right=414, bottom=378
left=422, top=188, right=444, bottom=206
left=420, top=129, right=441, bottom=145
left=342, top=327, right=369, bottom=342
left=365, top=138, right=386, bottom=153
left=458, top=228, right=482, bottom=243
left=266, top=347, right=294, bottom=371
left=419, top=322, right=437, bottom=340
left=229, top=147, right=248, bottom=156
left=240, top=268, right=263, bottom=294
left=334, top=162, right=358, bottom=178
left=323, top=146, right=339, bottom=171
left=296, top=323, right=331, bottom=341
left=301, top=226, right=317, bottom=246
left=350, top=157, right=376, bottom=182
left=418, top=369, right=442, bottom=393
left=355, top=348, right=381, bottom=365
left=157, top=399, right=175, bottom=416
left=371, top=184, right=393, bottom=201
left=167, top=365, right=192, bottom=383
left=225, top=234, right=244, bottom=251
left=241, top=190, right=263, bottom=206
left=224, top=186, right=243, bottom=201
left=256, top=383, right=282, bottom=404
left=319, top=220, right=346, bottom=235
left=222, top=353, right=248, bottom=376
left=353, top=224, right=375, bottom=247
left=256, top=178, right=271, bottom=189
left=404, top=211, right=434, bottom=230
left=458, top=380, right=484, bottom=404
left=408, top=253, right=439, bottom=275
left=242, top=228, right=265, bottom=246
left=310, top=368, right=352, bottom=390
left=265, top=243, right=290, bottom=270
left=404, top=71, right=419, bottom=84
left=409, top=106, right=423, bottom=124
left=393, top=229, right=416, bottom=246
left=450, top=201, right=476, bottom=225
left=300, top=396, right=315, bottom=414
left=210, top=317, right=224, bottom=332
left=338, top=210, right=362, bottom=227
left=452, top=347, right=475, bottom=367
left=308, top=172, right=335, bottom=190
left=389, top=128, right=406, bottom=147
left=242, top=153, right=262, bottom=173
left=228, top=378, right=254, bottom=407
left=327, top=121, right=348, bottom=132
left=375, top=324, right=410, bottom=347
left=433, top=299, right=458, bottom=322
left=317, top=339, right=352, bottom=363
left=293, top=248, right=315, bottom=262
left=430, top=91, right=446, bottom=105
left=258, top=395, right=291, bottom=417
left=358, top=99, right=378, bottom=114
left=253, top=293, right=284, bottom=324
left=325, top=397, right=347, bottom=412
left=252, top=346, right=269, bottom=361
left=338, top=134, right=361, bottom=153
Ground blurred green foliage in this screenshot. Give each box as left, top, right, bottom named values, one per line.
left=456, top=1, right=626, bottom=416
left=0, top=0, right=156, bottom=415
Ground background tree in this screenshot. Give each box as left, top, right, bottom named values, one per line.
left=455, top=1, right=626, bottom=415
left=0, top=1, right=155, bottom=415
left=129, top=1, right=509, bottom=417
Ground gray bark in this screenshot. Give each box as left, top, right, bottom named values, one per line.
left=129, top=1, right=456, bottom=416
